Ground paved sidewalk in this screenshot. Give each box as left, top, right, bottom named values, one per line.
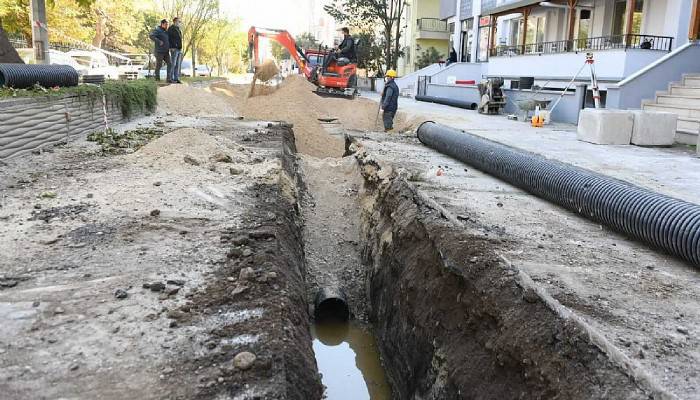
left=364, top=92, right=700, bottom=205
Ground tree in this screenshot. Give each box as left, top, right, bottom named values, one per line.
left=416, top=46, right=443, bottom=70
left=198, top=17, right=248, bottom=76
left=295, top=32, right=319, bottom=51
left=157, top=0, right=219, bottom=68
left=270, top=41, right=290, bottom=61
left=354, top=30, right=383, bottom=76
left=324, top=0, right=407, bottom=70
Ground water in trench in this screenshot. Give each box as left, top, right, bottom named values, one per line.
left=311, top=321, right=391, bottom=400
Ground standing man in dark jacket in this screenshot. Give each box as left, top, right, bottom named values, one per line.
left=168, top=17, right=183, bottom=83
left=149, top=19, right=172, bottom=82
left=380, top=69, right=399, bottom=132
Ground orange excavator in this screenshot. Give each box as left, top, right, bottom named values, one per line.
left=248, top=26, right=359, bottom=98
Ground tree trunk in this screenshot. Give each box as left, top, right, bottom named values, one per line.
left=0, top=26, right=24, bottom=64
left=92, top=9, right=107, bottom=48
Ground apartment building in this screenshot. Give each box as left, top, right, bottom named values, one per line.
left=420, top=0, right=700, bottom=141
left=398, top=0, right=451, bottom=76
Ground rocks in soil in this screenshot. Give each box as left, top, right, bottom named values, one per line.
left=677, top=326, right=689, bottom=335
left=145, top=282, right=166, bottom=292
left=211, top=152, right=233, bottom=163
left=166, top=279, right=185, bottom=287
left=233, top=351, right=256, bottom=370
left=239, top=267, right=255, bottom=281
left=0, top=279, right=18, bottom=288
left=166, top=287, right=180, bottom=296
left=114, top=289, right=128, bottom=299
left=54, top=307, right=65, bottom=315
left=69, top=363, right=80, bottom=371
left=231, top=285, right=249, bottom=297
left=229, top=167, right=244, bottom=175
left=242, top=249, right=253, bottom=258
left=150, top=209, right=161, bottom=217
left=183, top=155, right=201, bottom=166
left=227, top=248, right=243, bottom=259
left=249, top=230, right=276, bottom=240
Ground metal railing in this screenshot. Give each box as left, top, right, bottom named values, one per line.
left=491, top=34, right=674, bottom=57
left=418, top=18, right=449, bottom=33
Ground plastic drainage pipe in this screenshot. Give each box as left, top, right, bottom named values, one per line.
left=314, top=287, right=350, bottom=321
left=0, top=63, right=79, bottom=89
left=417, top=121, right=700, bottom=267
left=415, top=95, right=477, bottom=110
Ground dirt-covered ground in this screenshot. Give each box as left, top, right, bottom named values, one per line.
left=0, top=84, right=322, bottom=399
left=2, top=76, right=699, bottom=400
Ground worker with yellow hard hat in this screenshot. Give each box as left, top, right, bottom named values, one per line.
left=380, top=69, right=399, bottom=132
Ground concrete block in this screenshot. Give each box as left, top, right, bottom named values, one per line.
left=577, top=109, right=633, bottom=145
left=630, top=110, right=677, bottom=146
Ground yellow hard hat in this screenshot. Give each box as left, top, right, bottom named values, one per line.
left=386, top=69, right=397, bottom=78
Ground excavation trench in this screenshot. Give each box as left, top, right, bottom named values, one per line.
left=284, top=126, right=669, bottom=399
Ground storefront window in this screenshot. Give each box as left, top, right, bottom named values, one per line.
left=477, top=16, right=491, bottom=62
left=461, top=18, right=474, bottom=62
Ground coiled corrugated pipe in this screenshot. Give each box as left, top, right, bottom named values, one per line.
left=417, top=121, right=700, bottom=267
left=0, top=63, right=79, bottom=89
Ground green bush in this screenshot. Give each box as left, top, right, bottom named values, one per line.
left=0, top=80, right=158, bottom=119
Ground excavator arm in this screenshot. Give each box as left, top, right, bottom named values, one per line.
left=248, top=26, right=313, bottom=79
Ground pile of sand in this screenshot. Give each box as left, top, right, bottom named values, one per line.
left=129, top=127, right=228, bottom=167
left=210, top=75, right=418, bottom=158
left=158, top=84, right=234, bottom=117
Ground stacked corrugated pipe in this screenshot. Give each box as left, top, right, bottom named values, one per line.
left=0, top=63, right=79, bottom=89
left=417, top=121, right=700, bottom=267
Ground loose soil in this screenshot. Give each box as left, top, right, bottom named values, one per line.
left=210, top=76, right=419, bottom=158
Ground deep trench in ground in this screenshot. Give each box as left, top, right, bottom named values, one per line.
left=284, top=126, right=670, bottom=400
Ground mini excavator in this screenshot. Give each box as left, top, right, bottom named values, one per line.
left=248, top=26, right=359, bottom=98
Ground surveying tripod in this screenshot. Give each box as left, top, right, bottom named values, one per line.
left=549, top=52, right=601, bottom=114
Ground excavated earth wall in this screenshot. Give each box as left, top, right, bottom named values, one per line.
left=355, top=153, right=673, bottom=400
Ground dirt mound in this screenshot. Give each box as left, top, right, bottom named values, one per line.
left=128, top=127, right=229, bottom=167
left=158, top=84, right=234, bottom=117
left=210, top=75, right=418, bottom=158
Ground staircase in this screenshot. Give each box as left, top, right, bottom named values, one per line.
left=643, top=74, right=700, bottom=145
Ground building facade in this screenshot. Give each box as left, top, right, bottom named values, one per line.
left=398, top=0, right=452, bottom=76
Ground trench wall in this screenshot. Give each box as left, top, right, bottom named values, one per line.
left=0, top=94, right=125, bottom=160
left=356, top=153, right=672, bottom=400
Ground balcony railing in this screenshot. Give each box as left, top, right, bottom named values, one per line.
left=418, top=18, right=449, bottom=33
left=491, top=34, right=674, bottom=57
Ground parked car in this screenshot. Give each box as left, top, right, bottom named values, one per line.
left=180, top=59, right=193, bottom=78
left=66, top=50, right=119, bottom=79
left=195, top=64, right=211, bottom=77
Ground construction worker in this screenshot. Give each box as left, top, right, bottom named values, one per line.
left=380, top=70, right=399, bottom=132
left=322, top=27, right=355, bottom=72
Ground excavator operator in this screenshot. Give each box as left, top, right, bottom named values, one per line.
left=322, top=27, right=356, bottom=72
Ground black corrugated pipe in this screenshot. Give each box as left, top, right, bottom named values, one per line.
left=0, top=63, right=79, bottom=89
left=415, top=95, right=478, bottom=110
left=314, top=287, right=349, bottom=321
left=417, top=121, right=700, bottom=267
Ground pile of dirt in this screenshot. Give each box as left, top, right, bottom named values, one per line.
left=210, top=75, right=418, bottom=158
left=158, top=84, right=234, bottom=117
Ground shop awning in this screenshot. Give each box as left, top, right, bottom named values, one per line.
left=483, top=0, right=542, bottom=16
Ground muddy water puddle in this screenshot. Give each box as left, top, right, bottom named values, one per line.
left=311, top=321, right=391, bottom=400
